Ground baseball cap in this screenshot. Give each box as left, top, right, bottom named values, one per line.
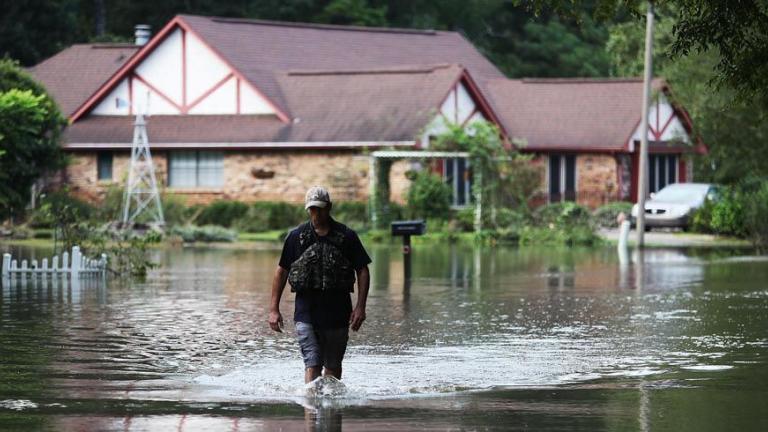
left=304, top=186, right=332, bottom=209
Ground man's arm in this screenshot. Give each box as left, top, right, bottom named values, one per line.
left=268, top=266, right=289, bottom=332
left=350, top=265, right=369, bottom=331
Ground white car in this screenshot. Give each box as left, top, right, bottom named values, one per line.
left=631, top=183, right=719, bottom=229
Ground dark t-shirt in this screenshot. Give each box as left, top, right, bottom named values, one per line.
left=278, top=218, right=371, bottom=329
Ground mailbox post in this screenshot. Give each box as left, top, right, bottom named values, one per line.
left=391, top=220, right=426, bottom=280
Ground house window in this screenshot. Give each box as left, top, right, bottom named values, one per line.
left=443, top=158, right=472, bottom=206
left=97, top=152, right=113, bottom=181
left=649, top=154, right=678, bottom=193
left=168, top=151, right=224, bottom=188
left=549, top=154, right=576, bottom=202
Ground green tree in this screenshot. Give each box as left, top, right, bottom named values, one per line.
left=670, top=0, right=768, bottom=107
left=505, top=15, right=611, bottom=77
left=317, top=0, right=388, bottom=26
left=0, top=60, right=67, bottom=221
left=665, top=51, right=768, bottom=184
left=523, top=0, right=768, bottom=106
left=385, top=1, right=612, bottom=78
left=605, top=7, right=676, bottom=76
left=606, top=11, right=768, bottom=184
left=0, top=0, right=80, bottom=65
left=9, top=0, right=616, bottom=81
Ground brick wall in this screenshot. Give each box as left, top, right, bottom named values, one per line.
left=63, top=150, right=622, bottom=209
left=63, top=150, right=390, bottom=206
left=527, top=153, right=619, bottom=209
left=65, top=151, right=154, bottom=202
left=220, top=150, right=371, bottom=204
left=528, top=155, right=549, bottom=208
left=576, top=154, right=619, bottom=209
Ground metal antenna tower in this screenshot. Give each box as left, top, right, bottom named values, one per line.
left=121, top=113, right=165, bottom=228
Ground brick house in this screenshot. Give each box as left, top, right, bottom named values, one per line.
left=486, top=78, right=706, bottom=208
left=30, top=14, right=704, bottom=209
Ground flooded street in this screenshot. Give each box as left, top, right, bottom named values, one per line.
left=1, top=243, right=767, bottom=431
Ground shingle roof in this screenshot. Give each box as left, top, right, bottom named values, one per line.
left=487, top=77, right=693, bottom=152
left=32, top=14, right=504, bottom=145
left=63, top=64, right=463, bottom=146
left=279, top=64, right=462, bottom=142
left=180, top=14, right=504, bottom=116
left=28, top=44, right=139, bottom=117
left=64, top=115, right=286, bottom=146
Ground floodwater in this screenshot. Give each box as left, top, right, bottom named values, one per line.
left=1, top=242, right=767, bottom=431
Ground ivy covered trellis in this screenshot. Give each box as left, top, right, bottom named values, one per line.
left=368, top=121, right=539, bottom=231
left=369, top=150, right=470, bottom=229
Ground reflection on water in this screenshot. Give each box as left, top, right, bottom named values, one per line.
left=1, top=243, right=767, bottom=430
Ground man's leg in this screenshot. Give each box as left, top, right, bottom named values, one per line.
left=305, top=366, right=322, bottom=383
left=321, top=327, right=349, bottom=380
left=296, top=322, right=323, bottom=383
left=323, top=367, right=342, bottom=379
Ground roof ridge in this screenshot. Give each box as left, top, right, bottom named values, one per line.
left=89, top=43, right=140, bottom=49
left=519, top=77, right=644, bottom=84
left=286, top=64, right=456, bottom=76
left=183, top=14, right=438, bottom=35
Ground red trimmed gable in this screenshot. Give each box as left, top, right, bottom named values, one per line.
left=488, top=77, right=704, bottom=154
left=28, top=44, right=139, bottom=117
left=420, top=68, right=508, bottom=148
left=71, top=16, right=290, bottom=123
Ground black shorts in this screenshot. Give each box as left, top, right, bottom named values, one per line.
left=295, top=322, right=349, bottom=370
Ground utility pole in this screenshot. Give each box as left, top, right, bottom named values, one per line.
left=636, top=1, right=654, bottom=247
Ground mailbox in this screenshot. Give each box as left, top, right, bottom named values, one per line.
left=391, top=220, right=425, bottom=281
left=391, top=220, right=426, bottom=236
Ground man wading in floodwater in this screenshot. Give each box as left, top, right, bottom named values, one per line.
left=269, top=186, right=371, bottom=384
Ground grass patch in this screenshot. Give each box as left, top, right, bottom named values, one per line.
left=238, top=230, right=288, bottom=242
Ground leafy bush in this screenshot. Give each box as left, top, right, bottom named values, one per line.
left=406, top=171, right=452, bottom=219
left=532, top=202, right=593, bottom=228
left=101, top=185, right=123, bottom=222
left=366, top=229, right=390, bottom=243
left=333, top=201, right=369, bottom=229
left=33, top=228, right=53, bottom=239
left=196, top=200, right=249, bottom=227
left=709, top=190, right=747, bottom=237
left=453, top=207, right=476, bottom=232
left=375, top=201, right=407, bottom=227
left=519, top=225, right=600, bottom=246
left=161, top=193, right=193, bottom=227
left=691, top=199, right=715, bottom=233
left=170, top=225, right=237, bottom=242
left=745, top=180, right=768, bottom=249
left=593, top=202, right=633, bottom=228
left=27, top=190, right=95, bottom=228
left=0, top=59, right=67, bottom=220
left=90, top=186, right=194, bottom=226
left=494, top=207, right=529, bottom=229
left=234, top=201, right=305, bottom=232
left=448, top=207, right=528, bottom=233
left=425, top=217, right=449, bottom=233
left=692, top=182, right=764, bottom=239
left=520, top=202, right=598, bottom=246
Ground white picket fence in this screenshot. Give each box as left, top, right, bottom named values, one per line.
left=2, top=246, right=107, bottom=279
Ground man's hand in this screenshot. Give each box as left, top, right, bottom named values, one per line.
left=350, top=306, right=366, bottom=331
left=269, top=266, right=288, bottom=333
left=268, top=310, right=284, bottom=332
